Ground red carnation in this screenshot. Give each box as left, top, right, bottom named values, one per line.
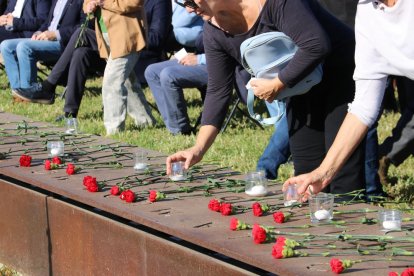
left=220, top=203, right=233, bottom=216
left=273, top=212, right=291, bottom=224
left=52, top=156, right=62, bottom=165
left=45, top=160, right=52, bottom=170
left=83, top=176, right=99, bottom=192
left=402, top=268, right=414, bottom=276
left=19, top=154, right=32, bottom=167
left=272, top=243, right=285, bottom=259
left=252, top=224, right=267, bottom=244
left=66, top=163, right=76, bottom=175
left=330, top=258, right=345, bottom=274
left=148, top=190, right=166, bottom=202
left=252, top=202, right=269, bottom=217
left=389, top=272, right=399, bottom=276
left=330, top=258, right=357, bottom=274
left=230, top=218, right=239, bottom=230
left=111, top=185, right=120, bottom=196
left=208, top=199, right=221, bottom=212
left=122, top=190, right=136, bottom=203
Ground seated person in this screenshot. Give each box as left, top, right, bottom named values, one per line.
left=0, top=0, right=85, bottom=93
left=12, top=0, right=172, bottom=123
left=0, top=0, right=50, bottom=43
left=135, top=0, right=172, bottom=85
left=145, top=30, right=206, bottom=135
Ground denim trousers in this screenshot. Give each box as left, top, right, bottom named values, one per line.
left=0, top=38, right=61, bottom=89
left=256, top=102, right=290, bottom=180
left=102, top=34, right=155, bottom=135
left=144, top=59, right=208, bottom=134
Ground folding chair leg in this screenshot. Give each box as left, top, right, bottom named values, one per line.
left=221, top=98, right=240, bottom=133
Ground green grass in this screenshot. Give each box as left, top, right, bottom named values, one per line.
left=0, top=69, right=413, bottom=202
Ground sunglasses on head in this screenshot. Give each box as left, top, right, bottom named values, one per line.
left=174, top=0, right=199, bottom=9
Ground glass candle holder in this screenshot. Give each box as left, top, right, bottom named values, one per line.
left=245, top=171, right=268, bottom=197
left=284, top=184, right=300, bottom=206
left=47, top=141, right=64, bottom=157
left=309, top=193, right=334, bottom=223
left=170, top=161, right=187, bottom=181
left=65, top=118, right=78, bottom=134
left=378, top=210, right=401, bottom=231
left=134, top=149, right=148, bottom=171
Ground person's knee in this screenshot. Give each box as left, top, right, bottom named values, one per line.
left=16, top=41, right=33, bottom=57
left=159, top=68, right=178, bottom=86
left=0, top=40, right=14, bottom=55
left=144, top=64, right=158, bottom=82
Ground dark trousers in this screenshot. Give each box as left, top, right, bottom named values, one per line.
left=287, top=60, right=365, bottom=195
left=47, top=27, right=105, bottom=116
left=0, top=27, right=24, bottom=44
left=380, top=77, right=414, bottom=166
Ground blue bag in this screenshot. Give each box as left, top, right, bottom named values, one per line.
left=240, top=32, right=323, bottom=125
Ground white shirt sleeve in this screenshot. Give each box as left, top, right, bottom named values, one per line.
left=348, top=78, right=387, bottom=127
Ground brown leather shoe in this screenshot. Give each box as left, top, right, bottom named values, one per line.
left=378, top=156, right=391, bottom=186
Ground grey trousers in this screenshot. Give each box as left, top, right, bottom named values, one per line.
left=102, top=33, right=155, bottom=135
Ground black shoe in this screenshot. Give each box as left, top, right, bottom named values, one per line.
left=13, top=83, right=55, bottom=105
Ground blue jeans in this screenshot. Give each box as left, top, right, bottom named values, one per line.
left=0, top=38, right=61, bottom=89
left=256, top=103, right=290, bottom=179
left=145, top=59, right=208, bottom=134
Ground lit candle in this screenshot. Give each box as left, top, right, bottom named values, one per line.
left=314, top=209, right=330, bottom=220
left=245, top=185, right=268, bottom=197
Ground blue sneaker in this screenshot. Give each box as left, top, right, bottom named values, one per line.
left=13, top=83, right=55, bottom=105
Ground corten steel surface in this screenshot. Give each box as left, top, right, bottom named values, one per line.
left=47, top=198, right=254, bottom=276
left=1, top=112, right=413, bottom=275
left=0, top=179, right=49, bottom=276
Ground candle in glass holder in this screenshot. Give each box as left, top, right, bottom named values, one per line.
left=134, top=149, right=148, bottom=171
left=47, top=141, right=64, bottom=157
left=170, top=161, right=187, bottom=181
left=378, top=210, right=401, bottom=231
left=245, top=171, right=268, bottom=197
left=284, top=184, right=300, bottom=206
left=309, top=193, right=334, bottom=223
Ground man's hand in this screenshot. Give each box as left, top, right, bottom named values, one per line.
left=178, top=53, right=198, bottom=66
left=34, top=31, right=57, bottom=41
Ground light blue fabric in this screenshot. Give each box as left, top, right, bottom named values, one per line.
left=0, top=38, right=61, bottom=89
left=197, top=54, right=206, bottom=65
left=171, top=5, right=204, bottom=47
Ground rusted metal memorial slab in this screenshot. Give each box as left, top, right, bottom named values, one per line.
left=0, top=111, right=413, bottom=275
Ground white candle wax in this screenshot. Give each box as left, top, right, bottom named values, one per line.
left=170, top=174, right=187, bottom=181
left=245, top=185, right=267, bottom=197
left=134, top=163, right=147, bottom=170
left=284, top=199, right=298, bottom=207
left=314, top=209, right=330, bottom=220
left=382, top=220, right=400, bottom=230
left=65, top=128, right=76, bottom=134
left=50, top=147, right=63, bottom=156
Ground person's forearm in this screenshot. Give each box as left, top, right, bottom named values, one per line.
left=318, top=113, right=369, bottom=185
left=193, top=125, right=219, bottom=157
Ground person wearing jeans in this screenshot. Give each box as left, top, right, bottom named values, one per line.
left=145, top=54, right=207, bottom=135
left=1, top=0, right=84, bottom=92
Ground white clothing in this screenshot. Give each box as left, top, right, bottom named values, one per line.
left=12, top=0, right=26, bottom=18
left=348, top=0, right=414, bottom=126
